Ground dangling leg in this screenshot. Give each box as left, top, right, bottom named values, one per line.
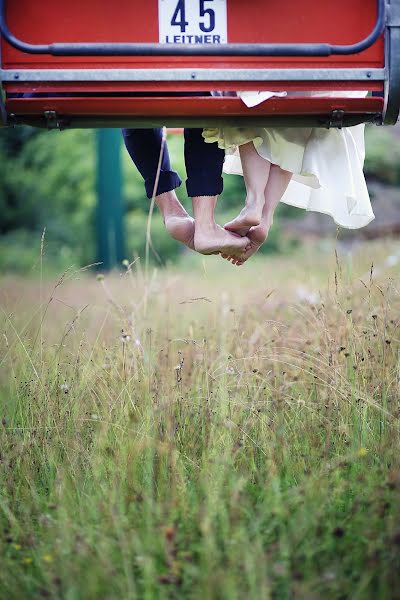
left=224, top=142, right=271, bottom=235
left=224, top=164, right=292, bottom=265
left=122, top=128, right=195, bottom=249
left=184, top=129, right=250, bottom=256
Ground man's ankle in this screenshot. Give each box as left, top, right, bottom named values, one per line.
left=194, top=220, right=216, bottom=231
left=156, top=191, right=188, bottom=218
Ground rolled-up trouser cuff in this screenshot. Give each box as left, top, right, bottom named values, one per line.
left=184, top=128, right=225, bottom=197
left=186, top=172, right=224, bottom=197
left=144, top=170, right=182, bottom=199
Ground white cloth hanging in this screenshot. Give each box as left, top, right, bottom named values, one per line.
left=203, top=91, right=374, bottom=229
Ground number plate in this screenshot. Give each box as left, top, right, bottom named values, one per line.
left=159, top=0, right=227, bottom=45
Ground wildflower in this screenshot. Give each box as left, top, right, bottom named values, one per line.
left=357, top=447, right=368, bottom=458
left=60, top=383, right=69, bottom=394
left=13, top=544, right=21, bottom=551
left=120, top=330, right=131, bottom=343
left=163, top=526, right=175, bottom=541
left=22, top=557, right=33, bottom=565
left=42, top=554, right=53, bottom=563
left=135, top=339, right=141, bottom=347
left=296, top=286, right=319, bottom=305
left=332, top=527, right=345, bottom=538
left=323, top=570, right=337, bottom=581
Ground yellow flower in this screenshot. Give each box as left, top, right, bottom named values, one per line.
left=357, top=447, right=368, bottom=457
left=22, top=557, right=33, bottom=565
left=42, top=554, right=53, bottom=563
left=13, top=544, right=21, bottom=551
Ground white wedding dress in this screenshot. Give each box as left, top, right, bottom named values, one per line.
left=202, top=91, right=374, bottom=229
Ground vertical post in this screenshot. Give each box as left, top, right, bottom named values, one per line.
left=96, top=129, right=125, bottom=270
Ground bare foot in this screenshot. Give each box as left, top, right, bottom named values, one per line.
left=194, top=223, right=250, bottom=256
left=221, top=222, right=269, bottom=266
left=156, top=192, right=195, bottom=250
left=164, top=214, right=195, bottom=250
left=224, top=194, right=265, bottom=235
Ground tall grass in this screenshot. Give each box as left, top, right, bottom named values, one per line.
left=0, top=242, right=399, bottom=599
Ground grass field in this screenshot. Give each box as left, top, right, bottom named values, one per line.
left=0, top=240, right=400, bottom=600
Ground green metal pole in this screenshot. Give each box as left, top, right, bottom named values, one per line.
left=96, top=129, right=125, bottom=270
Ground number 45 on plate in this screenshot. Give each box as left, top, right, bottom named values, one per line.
left=159, top=0, right=227, bottom=45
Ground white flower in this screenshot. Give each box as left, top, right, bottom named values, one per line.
left=60, top=383, right=69, bottom=393
left=385, top=255, right=399, bottom=267
left=296, top=286, right=319, bottom=305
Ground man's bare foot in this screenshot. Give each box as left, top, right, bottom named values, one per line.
left=224, top=194, right=265, bottom=235
left=194, top=223, right=250, bottom=256
left=221, top=222, right=270, bottom=266
left=164, top=214, right=195, bottom=250
left=155, top=191, right=195, bottom=250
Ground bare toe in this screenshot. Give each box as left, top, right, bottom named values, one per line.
left=224, top=222, right=253, bottom=236
left=224, top=197, right=264, bottom=234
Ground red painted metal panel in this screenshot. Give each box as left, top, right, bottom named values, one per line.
left=4, top=82, right=384, bottom=93
left=1, top=1, right=385, bottom=122
left=6, top=96, right=384, bottom=117
left=1, top=0, right=384, bottom=71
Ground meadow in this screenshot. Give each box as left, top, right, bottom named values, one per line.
left=0, top=240, right=399, bottom=599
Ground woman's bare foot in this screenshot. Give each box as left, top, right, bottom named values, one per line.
left=194, top=223, right=250, bottom=256
left=221, top=221, right=270, bottom=266
left=223, top=193, right=265, bottom=236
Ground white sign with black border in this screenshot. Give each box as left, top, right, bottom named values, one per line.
left=159, top=0, right=227, bottom=45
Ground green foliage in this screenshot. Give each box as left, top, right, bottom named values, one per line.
left=0, top=230, right=79, bottom=275
left=364, top=125, right=400, bottom=185
left=0, top=128, right=95, bottom=232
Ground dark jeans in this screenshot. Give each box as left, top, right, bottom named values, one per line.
left=122, top=128, right=225, bottom=198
